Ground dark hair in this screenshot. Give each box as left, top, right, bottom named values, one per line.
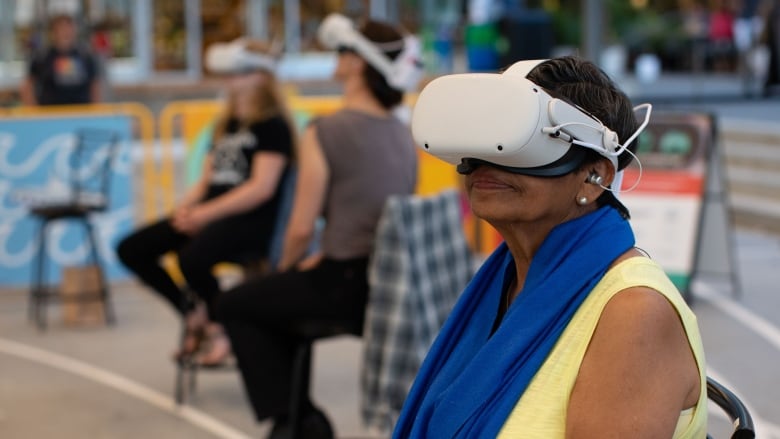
left=358, top=20, right=404, bottom=109
left=527, top=56, right=639, bottom=218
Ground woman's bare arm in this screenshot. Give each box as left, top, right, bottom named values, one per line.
left=276, top=124, right=328, bottom=271
left=566, top=287, right=701, bottom=438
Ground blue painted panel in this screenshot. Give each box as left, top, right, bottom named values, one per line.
left=0, top=115, right=133, bottom=286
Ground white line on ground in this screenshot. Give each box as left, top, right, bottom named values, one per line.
left=0, top=337, right=252, bottom=439
left=695, top=281, right=780, bottom=438
left=694, top=281, right=780, bottom=351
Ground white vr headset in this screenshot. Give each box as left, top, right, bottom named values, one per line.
left=317, top=13, right=424, bottom=92
left=205, top=38, right=279, bottom=74
left=411, top=59, right=651, bottom=177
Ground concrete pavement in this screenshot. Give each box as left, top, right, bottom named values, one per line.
left=2, top=226, right=779, bottom=438
left=0, top=280, right=374, bottom=439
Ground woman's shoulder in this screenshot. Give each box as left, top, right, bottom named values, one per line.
left=308, top=110, right=357, bottom=138
left=315, top=108, right=402, bottom=127
left=606, top=254, right=680, bottom=298
left=249, top=114, right=291, bottom=131
left=312, top=109, right=358, bottom=126
left=248, top=115, right=294, bottom=140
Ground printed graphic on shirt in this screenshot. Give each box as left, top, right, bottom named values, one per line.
left=53, top=55, right=87, bottom=85
left=210, top=130, right=257, bottom=186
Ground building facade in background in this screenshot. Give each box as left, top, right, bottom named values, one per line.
left=0, top=0, right=768, bottom=96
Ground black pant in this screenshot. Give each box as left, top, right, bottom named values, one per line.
left=116, top=215, right=270, bottom=320
left=217, top=257, right=369, bottom=421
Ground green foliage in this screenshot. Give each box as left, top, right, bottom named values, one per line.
left=549, top=7, right=581, bottom=47
left=544, top=1, right=687, bottom=52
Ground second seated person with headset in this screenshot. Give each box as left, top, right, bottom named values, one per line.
left=216, top=13, right=422, bottom=439
left=394, top=57, right=708, bottom=438
left=117, top=39, right=295, bottom=366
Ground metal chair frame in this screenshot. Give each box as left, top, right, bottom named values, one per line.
left=173, top=167, right=305, bottom=404
left=173, top=256, right=269, bottom=405
left=27, top=128, right=120, bottom=330
left=707, top=376, right=755, bottom=439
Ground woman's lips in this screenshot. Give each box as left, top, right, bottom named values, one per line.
left=469, top=170, right=513, bottom=190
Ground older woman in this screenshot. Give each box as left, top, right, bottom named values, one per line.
left=395, top=56, right=707, bottom=438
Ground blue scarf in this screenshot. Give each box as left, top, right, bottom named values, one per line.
left=393, top=206, right=634, bottom=438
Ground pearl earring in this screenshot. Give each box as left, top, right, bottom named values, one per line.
left=577, top=196, right=588, bottom=205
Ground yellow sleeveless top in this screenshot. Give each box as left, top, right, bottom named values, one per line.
left=498, top=257, right=707, bottom=438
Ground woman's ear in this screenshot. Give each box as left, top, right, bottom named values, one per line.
left=589, top=159, right=616, bottom=188
left=578, top=159, right=615, bottom=203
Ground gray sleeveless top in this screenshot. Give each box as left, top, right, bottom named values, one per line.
left=313, top=109, right=418, bottom=259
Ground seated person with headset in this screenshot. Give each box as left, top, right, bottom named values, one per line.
left=394, top=57, right=708, bottom=438
left=216, top=13, right=421, bottom=439
left=117, top=39, right=295, bottom=366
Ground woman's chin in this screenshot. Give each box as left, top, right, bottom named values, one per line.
left=469, top=200, right=518, bottom=224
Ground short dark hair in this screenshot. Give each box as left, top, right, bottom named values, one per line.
left=358, top=20, right=404, bottom=109
left=527, top=56, right=640, bottom=218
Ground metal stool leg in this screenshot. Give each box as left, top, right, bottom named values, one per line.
left=30, top=219, right=49, bottom=331
left=28, top=221, right=42, bottom=323
left=84, top=219, right=115, bottom=325
left=174, top=363, right=185, bottom=404
left=288, top=341, right=312, bottom=439
left=175, top=359, right=191, bottom=404
left=174, top=290, right=200, bottom=405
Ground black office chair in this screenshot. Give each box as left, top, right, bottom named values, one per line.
left=24, top=128, right=120, bottom=330
left=707, top=376, right=755, bottom=439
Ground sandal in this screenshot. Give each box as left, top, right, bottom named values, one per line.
left=173, top=305, right=207, bottom=361
left=173, top=327, right=205, bottom=361
left=197, top=324, right=233, bottom=368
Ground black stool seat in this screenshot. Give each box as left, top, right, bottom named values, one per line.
left=294, top=320, right=363, bottom=341
left=31, top=204, right=101, bottom=219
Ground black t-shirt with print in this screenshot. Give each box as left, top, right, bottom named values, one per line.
left=28, top=47, right=99, bottom=105
left=205, top=115, right=293, bottom=222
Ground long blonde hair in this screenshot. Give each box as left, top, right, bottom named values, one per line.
left=213, top=70, right=297, bottom=161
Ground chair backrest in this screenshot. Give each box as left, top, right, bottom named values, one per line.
left=362, top=189, right=476, bottom=432
left=68, top=128, right=120, bottom=209
left=707, top=376, right=755, bottom=439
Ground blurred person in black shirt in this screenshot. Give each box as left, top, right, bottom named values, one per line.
left=19, top=14, right=101, bottom=106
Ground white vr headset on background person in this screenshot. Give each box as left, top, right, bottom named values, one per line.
left=205, top=37, right=280, bottom=74
left=317, top=13, right=424, bottom=92
left=411, top=59, right=652, bottom=188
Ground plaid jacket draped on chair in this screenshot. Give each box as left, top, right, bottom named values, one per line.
left=361, top=189, right=477, bottom=432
